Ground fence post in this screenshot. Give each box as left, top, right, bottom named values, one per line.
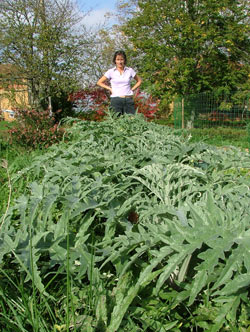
left=48, top=96, right=52, bottom=116
left=182, top=98, right=185, bottom=129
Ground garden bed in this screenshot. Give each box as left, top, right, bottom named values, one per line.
left=1, top=114, right=250, bottom=331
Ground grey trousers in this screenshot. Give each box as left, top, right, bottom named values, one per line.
left=110, top=97, right=135, bottom=115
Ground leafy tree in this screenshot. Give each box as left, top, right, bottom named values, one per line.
left=0, top=0, right=93, bottom=113
left=117, top=0, right=250, bottom=104
left=81, top=26, right=129, bottom=85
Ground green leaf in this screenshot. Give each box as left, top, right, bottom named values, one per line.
left=215, top=274, right=250, bottom=296
left=188, top=270, right=208, bottom=305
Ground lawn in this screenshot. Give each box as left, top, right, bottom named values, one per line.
left=153, top=119, right=249, bottom=150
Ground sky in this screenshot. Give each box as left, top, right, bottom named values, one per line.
left=76, top=0, right=118, bottom=27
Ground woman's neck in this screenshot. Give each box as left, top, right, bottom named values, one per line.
left=116, top=66, right=125, bottom=74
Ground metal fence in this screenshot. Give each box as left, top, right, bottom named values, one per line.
left=173, top=91, right=250, bottom=130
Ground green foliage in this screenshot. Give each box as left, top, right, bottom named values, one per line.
left=0, top=121, right=15, bottom=144
left=1, top=113, right=250, bottom=331
left=118, top=0, right=250, bottom=100
left=247, top=121, right=250, bottom=146
left=0, top=0, right=91, bottom=111
left=0, top=138, right=44, bottom=217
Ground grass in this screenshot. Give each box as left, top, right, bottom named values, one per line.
left=188, top=127, right=249, bottom=150
left=153, top=118, right=249, bottom=150
left=0, top=148, right=41, bottom=216
left=0, top=121, right=43, bottom=215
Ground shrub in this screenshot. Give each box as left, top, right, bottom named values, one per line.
left=8, top=109, right=65, bottom=149
left=134, top=90, right=159, bottom=119
left=70, top=86, right=159, bottom=120
left=69, top=87, right=109, bottom=121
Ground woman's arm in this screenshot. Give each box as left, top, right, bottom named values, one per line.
left=97, top=76, right=112, bottom=93
left=131, top=74, right=142, bottom=92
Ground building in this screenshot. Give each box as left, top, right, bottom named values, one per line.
left=0, top=64, right=29, bottom=121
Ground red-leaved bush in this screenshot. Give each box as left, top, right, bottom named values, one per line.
left=69, top=87, right=109, bottom=121
left=8, top=109, right=66, bottom=149
left=133, top=90, right=160, bottom=119
left=69, top=86, right=159, bottom=121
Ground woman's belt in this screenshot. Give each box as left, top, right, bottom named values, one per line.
left=114, top=95, right=133, bottom=98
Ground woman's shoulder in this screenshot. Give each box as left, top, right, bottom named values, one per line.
left=107, top=66, right=116, bottom=72
left=104, top=67, right=116, bottom=76
left=125, top=67, right=136, bottom=76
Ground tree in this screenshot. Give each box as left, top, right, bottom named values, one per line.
left=0, top=0, right=92, bottom=112
left=80, top=25, right=129, bottom=86
left=116, top=0, right=250, bottom=104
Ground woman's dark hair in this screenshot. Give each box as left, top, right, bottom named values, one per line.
left=113, top=50, right=127, bottom=65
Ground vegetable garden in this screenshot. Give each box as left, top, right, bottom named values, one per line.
left=1, top=113, right=250, bottom=331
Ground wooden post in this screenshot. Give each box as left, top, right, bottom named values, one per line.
left=48, top=96, right=52, bottom=116
left=182, top=97, right=184, bottom=129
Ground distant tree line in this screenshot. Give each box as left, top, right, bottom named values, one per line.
left=0, top=0, right=249, bottom=116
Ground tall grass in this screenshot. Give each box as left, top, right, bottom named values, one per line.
left=0, top=142, right=43, bottom=216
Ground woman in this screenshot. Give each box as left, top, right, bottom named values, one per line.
left=97, top=50, right=142, bottom=115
